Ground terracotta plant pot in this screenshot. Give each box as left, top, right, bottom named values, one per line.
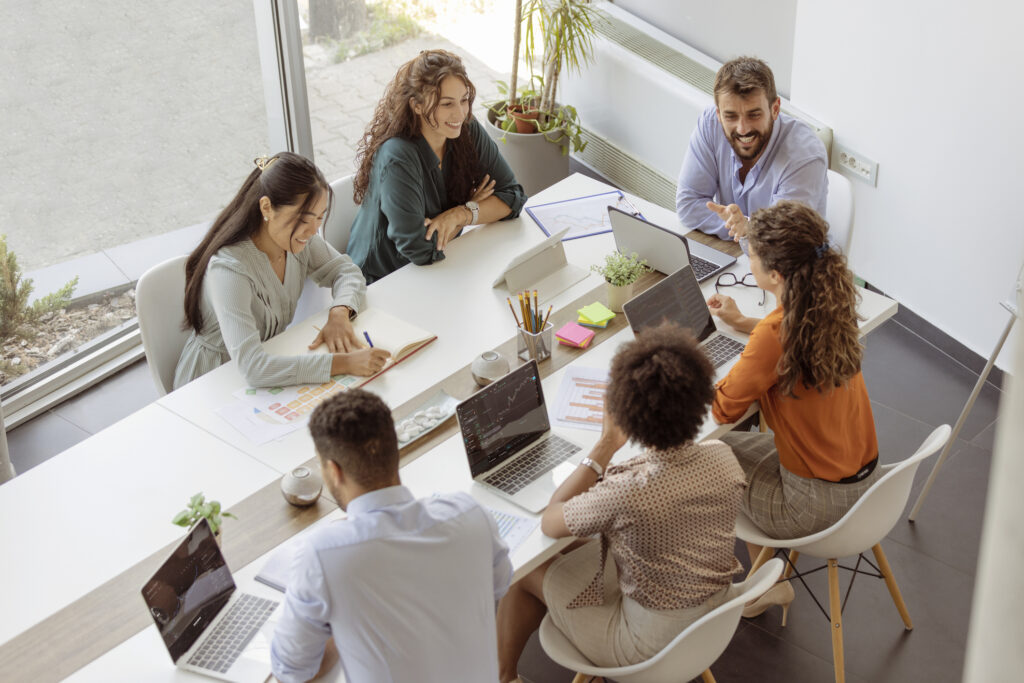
left=508, top=105, right=541, bottom=134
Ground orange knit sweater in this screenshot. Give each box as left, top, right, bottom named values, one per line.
left=712, top=308, right=878, bottom=481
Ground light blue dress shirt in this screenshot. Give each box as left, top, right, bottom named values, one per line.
left=676, top=105, right=828, bottom=240
left=270, top=486, right=513, bottom=683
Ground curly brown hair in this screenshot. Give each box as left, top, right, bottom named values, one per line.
left=308, top=389, right=399, bottom=488
left=353, top=50, right=481, bottom=207
left=747, top=201, right=862, bottom=396
left=605, top=324, right=715, bottom=451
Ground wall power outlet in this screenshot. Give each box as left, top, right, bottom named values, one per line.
left=833, top=143, right=878, bottom=187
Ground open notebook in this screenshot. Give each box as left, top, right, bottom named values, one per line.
left=233, top=308, right=436, bottom=424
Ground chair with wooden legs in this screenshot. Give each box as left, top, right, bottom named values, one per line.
left=735, top=425, right=951, bottom=683
left=538, top=559, right=784, bottom=683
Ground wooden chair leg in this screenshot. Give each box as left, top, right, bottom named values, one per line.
left=748, top=545, right=774, bottom=576
left=871, top=543, right=913, bottom=630
left=570, top=674, right=589, bottom=683
left=759, top=412, right=768, bottom=432
left=827, top=559, right=845, bottom=683
left=783, top=550, right=800, bottom=579
left=701, top=669, right=717, bottom=683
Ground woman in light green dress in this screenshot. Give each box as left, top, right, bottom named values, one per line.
left=173, top=152, right=391, bottom=390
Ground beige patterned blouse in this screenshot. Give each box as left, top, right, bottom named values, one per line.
left=562, top=440, right=746, bottom=610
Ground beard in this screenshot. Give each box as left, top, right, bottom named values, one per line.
left=729, top=119, right=774, bottom=162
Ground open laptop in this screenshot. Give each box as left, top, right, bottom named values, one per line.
left=141, top=518, right=279, bottom=682
left=622, top=264, right=747, bottom=379
left=609, top=206, right=736, bottom=282
left=456, top=359, right=585, bottom=513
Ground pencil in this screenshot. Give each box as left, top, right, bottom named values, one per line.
left=533, top=290, right=540, bottom=330
left=506, top=297, right=521, bottom=328
left=541, top=304, right=553, bottom=330
left=518, top=292, right=531, bottom=332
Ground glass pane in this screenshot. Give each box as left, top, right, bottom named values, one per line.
left=0, top=2, right=270, bottom=387
left=297, top=0, right=511, bottom=183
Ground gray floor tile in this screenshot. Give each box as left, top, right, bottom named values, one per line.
left=711, top=622, right=868, bottom=683
left=6, top=411, right=90, bottom=475
left=53, top=359, right=159, bottom=433
left=103, top=221, right=208, bottom=282
left=26, top=251, right=131, bottom=305
left=745, top=540, right=972, bottom=683
left=969, top=418, right=998, bottom=452
left=888, top=441, right=992, bottom=575
left=862, top=321, right=1003, bottom=443
left=872, top=401, right=943, bottom=466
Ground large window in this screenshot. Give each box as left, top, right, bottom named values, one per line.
left=0, top=2, right=269, bottom=409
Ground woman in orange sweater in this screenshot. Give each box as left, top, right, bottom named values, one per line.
left=709, top=200, right=879, bottom=621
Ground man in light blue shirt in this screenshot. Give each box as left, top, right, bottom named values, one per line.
left=270, top=389, right=513, bottom=683
left=676, top=57, right=828, bottom=242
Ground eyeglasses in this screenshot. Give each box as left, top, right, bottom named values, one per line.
left=614, top=194, right=641, bottom=217
left=715, top=272, right=766, bottom=306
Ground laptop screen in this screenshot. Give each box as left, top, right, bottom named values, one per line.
left=622, top=265, right=717, bottom=341
left=457, top=360, right=550, bottom=477
left=142, top=518, right=236, bottom=663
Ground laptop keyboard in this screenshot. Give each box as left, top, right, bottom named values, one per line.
left=704, top=334, right=745, bottom=368
left=484, top=435, right=582, bottom=495
left=690, top=255, right=718, bottom=281
left=187, top=593, right=278, bottom=674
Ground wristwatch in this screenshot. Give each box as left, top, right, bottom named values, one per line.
left=580, top=457, right=604, bottom=479
left=464, top=200, right=479, bottom=224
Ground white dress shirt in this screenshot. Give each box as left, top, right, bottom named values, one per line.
left=270, top=486, right=513, bottom=683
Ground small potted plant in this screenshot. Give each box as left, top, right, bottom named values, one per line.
left=172, top=492, right=237, bottom=546
left=591, top=251, right=652, bottom=312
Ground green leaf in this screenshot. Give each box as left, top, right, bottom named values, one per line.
left=210, top=500, right=221, bottom=515
left=222, top=511, right=238, bottom=520
left=171, top=510, right=192, bottom=526
left=189, top=492, right=204, bottom=507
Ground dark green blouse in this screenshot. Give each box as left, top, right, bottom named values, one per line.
left=346, top=117, right=527, bottom=284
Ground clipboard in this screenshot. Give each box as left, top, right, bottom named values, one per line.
left=525, top=190, right=645, bottom=241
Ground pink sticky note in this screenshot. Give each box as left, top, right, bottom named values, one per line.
left=555, top=322, right=595, bottom=348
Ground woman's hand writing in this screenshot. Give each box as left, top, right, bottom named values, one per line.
left=309, top=306, right=361, bottom=352
left=332, top=348, right=391, bottom=377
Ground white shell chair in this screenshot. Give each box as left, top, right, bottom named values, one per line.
left=135, top=254, right=190, bottom=396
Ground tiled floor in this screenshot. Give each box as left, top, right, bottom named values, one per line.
left=3, top=313, right=999, bottom=682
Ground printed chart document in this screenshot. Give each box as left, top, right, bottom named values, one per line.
left=233, top=309, right=436, bottom=425
left=553, top=366, right=610, bottom=432
left=487, top=507, right=540, bottom=554
left=526, top=190, right=644, bottom=241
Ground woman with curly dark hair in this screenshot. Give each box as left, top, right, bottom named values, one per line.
left=710, top=200, right=880, bottom=622
left=345, top=49, right=527, bottom=284
left=496, top=325, right=746, bottom=681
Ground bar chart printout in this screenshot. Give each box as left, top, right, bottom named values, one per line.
left=554, top=366, right=610, bottom=432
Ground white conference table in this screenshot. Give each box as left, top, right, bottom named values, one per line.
left=3, top=172, right=897, bottom=680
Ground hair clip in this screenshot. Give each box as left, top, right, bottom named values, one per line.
left=254, top=155, right=279, bottom=171
left=814, top=242, right=830, bottom=259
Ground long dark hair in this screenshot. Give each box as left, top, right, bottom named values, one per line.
left=353, top=49, right=481, bottom=208
left=747, top=201, right=862, bottom=396
left=183, top=152, right=331, bottom=334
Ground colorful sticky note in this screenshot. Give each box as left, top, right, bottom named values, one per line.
left=577, top=315, right=610, bottom=329
left=555, top=322, right=596, bottom=348
left=578, top=302, right=616, bottom=325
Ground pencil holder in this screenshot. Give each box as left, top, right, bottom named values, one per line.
left=517, top=322, right=553, bottom=363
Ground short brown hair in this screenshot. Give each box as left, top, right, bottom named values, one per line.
left=605, top=324, right=715, bottom=451
left=714, top=56, right=777, bottom=106
left=308, top=389, right=399, bottom=488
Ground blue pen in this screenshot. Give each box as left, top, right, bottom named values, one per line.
left=363, top=331, right=374, bottom=347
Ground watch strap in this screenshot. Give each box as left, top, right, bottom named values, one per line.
left=580, top=457, right=604, bottom=478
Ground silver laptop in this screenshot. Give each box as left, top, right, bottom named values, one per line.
left=456, top=360, right=585, bottom=513
left=622, top=265, right=747, bottom=379
left=609, top=206, right=736, bottom=282
left=142, top=518, right=279, bottom=682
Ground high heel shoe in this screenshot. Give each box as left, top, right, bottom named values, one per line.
left=742, top=580, right=795, bottom=626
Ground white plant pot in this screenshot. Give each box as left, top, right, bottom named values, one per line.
left=484, top=109, right=570, bottom=197
left=606, top=281, right=635, bottom=313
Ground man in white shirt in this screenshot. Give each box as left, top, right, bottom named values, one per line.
left=270, top=389, right=513, bottom=683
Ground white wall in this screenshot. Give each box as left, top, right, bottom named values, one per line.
left=612, top=0, right=796, bottom=97
left=789, top=0, right=1023, bottom=369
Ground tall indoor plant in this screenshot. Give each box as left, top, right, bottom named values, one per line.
left=485, top=0, right=604, bottom=196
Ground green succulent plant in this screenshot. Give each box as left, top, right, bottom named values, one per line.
left=172, top=492, right=237, bottom=535
left=591, top=251, right=652, bottom=288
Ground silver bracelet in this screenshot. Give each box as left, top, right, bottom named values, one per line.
left=580, top=457, right=604, bottom=479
